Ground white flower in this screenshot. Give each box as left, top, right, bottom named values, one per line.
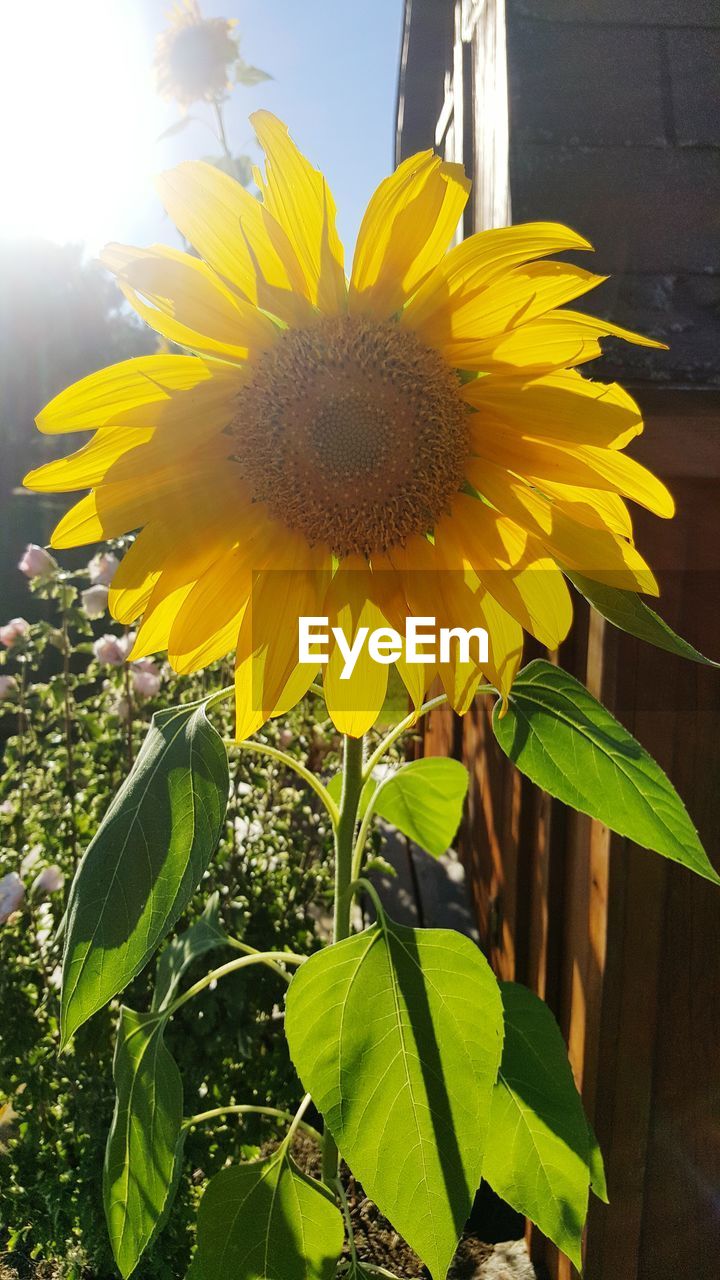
left=81, top=585, right=109, bottom=619
left=18, top=544, right=57, bottom=579
left=131, top=659, right=162, bottom=699
left=31, top=865, right=65, bottom=896
left=0, top=799, right=15, bottom=816
left=93, top=632, right=134, bottom=666
left=278, top=728, right=293, bottom=749
left=0, top=617, right=30, bottom=648
left=0, top=675, right=18, bottom=701
left=0, top=872, right=24, bottom=923
left=88, top=552, right=119, bottom=586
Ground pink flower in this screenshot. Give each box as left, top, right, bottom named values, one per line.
left=81, top=585, right=109, bottom=619
left=18, top=544, right=57, bottom=579
left=0, top=618, right=30, bottom=648
left=0, top=872, right=24, bottom=923
left=93, top=632, right=134, bottom=666
left=31, top=865, right=65, bottom=896
left=131, top=659, right=162, bottom=700
left=0, top=675, right=18, bottom=701
left=278, top=728, right=293, bottom=749
left=88, top=552, right=119, bottom=586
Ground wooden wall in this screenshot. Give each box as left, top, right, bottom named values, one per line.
left=422, top=399, right=720, bottom=1279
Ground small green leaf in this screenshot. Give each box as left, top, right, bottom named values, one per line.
left=567, top=572, right=719, bottom=666
left=152, top=892, right=227, bottom=1012
left=587, top=1117, right=608, bottom=1204
left=233, top=58, right=272, bottom=86
left=193, top=1149, right=343, bottom=1280
left=104, top=1008, right=183, bottom=1278
left=493, top=660, right=719, bottom=884
left=373, top=758, right=469, bottom=857
left=483, top=983, right=592, bottom=1270
left=285, top=917, right=503, bottom=1280
left=61, top=702, right=229, bottom=1046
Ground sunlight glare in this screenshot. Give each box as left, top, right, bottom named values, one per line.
left=0, top=0, right=165, bottom=247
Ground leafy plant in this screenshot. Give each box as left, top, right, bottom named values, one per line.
left=46, top=573, right=717, bottom=1279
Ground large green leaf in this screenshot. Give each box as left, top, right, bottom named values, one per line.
left=567, top=572, right=719, bottom=666
left=285, top=917, right=503, bottom=1280
left=373, top=758, right=469, bottom=857
left=482, top=983, right=597, bottom=1269
left=493, top=660, right=719, bottom=884
left=61, top=702, right=229, bottom=1047
left=152, top=891, right=227, bottom=1012
left=193, top=1148, right=343, bottom=1280
left=104, top=1007, right=183, bottom=1278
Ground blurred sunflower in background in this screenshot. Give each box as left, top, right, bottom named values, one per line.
left=155, top=0, right=256, bottom=107
left=25, top=114, right=673, bottom=738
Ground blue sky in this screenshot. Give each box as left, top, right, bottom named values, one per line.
left=0, top=0, right=405, bottom=253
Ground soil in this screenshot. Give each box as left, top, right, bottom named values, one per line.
left=276, top=1132, right=534, bottom=1280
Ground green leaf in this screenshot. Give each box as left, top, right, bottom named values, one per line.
left=104, top=1008, right=183, bottom=1278
left=193, top=1148, right=343, bottom=1280
left=493, top=660, right=719, bottom=884
left=567, top=572, right=719, bottom=666
left=482, top=983, right=592, bottom=1270
left=373, top=758, right=469, bottom=857
left=61, top=702, right=229, bottom=1047
left=587, top=1117, right=608, bottom=1204
left=152, top=891, right=227, bottom=1012
left=234, top=58, right=272, bottom=86
left=285, top=917, right=503, bottom=1280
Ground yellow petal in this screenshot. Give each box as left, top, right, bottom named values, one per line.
left=350, top=151, right=470, bottom=317
left=452, top=309, right=666, bottom=374
left=35, top=355, right=214, bottom=434
left=156, top=160, right=314, bottom=327
left=101, top=242, right=278, bottom=360
left=462, top=369, right=643, bottom=450
left=437, top=496, right=573, bottom=650
left=323, top=564, right=390, bottom=737
left=24, top=427, right=153, bottom=492
left=251, top=111, right=346, bottom=315
left=234, top=534, right=331, bottom=740
left=468, top=460, right=658, bottom=594
left=469, top=428, right=674, bottom=518
left=534, top=483, right=633, bottom=541
left=401, top=221, right=593, bottom=333
left=406, top=260, right=607, bottom=356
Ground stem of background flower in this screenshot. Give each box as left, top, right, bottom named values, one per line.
left=212, top=97, right=236, bottom=178
left=233, top=739, right=339, bottom=826
left=322, top=733, right=365, bottom=1189
left=165, top=950, right=305, bottom=1018
left=123, top=662, right=134, bottom=769
left=61, top=602, right=77, bottom=860
left=182, top=1103, right=322, bottom=1144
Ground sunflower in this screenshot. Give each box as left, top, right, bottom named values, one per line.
left=25, top=113, right=673, bottom=738
left=154, top=1, right=239, bottom=107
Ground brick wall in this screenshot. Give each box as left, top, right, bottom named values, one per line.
left=506, top=0, right=720, bottom=385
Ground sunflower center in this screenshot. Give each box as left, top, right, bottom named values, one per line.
left=229, top=315, right=469, bottom=558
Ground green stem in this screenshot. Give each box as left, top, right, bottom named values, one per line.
left=335, top=1176, right=360, bottom=1270
left=322, top=734, right=365, bottom=1188
left=281, top=1093, right=314, bottom=1151
left=232, top=739, right=339, bottom=826
left=224, top=935, right=298, bottom=983
left=183, top=1103, right=321, bottom=1144
left=166, top=950, right=305, bottom=1017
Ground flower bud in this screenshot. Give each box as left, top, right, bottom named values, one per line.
left=131, top=659, right=162, bottom=699
left=0, top=872, right=24, bottom=923
left=31, top=864, right=65, bottom=896
left=0, top=675, right=18, bottom=701
left=0, top=618, right=30, bottom=648
left=88, top=552, right=119, bottom=586
left=81, top=585, right=109, bottom=619
left=18, top=544, right=57, bottom=579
